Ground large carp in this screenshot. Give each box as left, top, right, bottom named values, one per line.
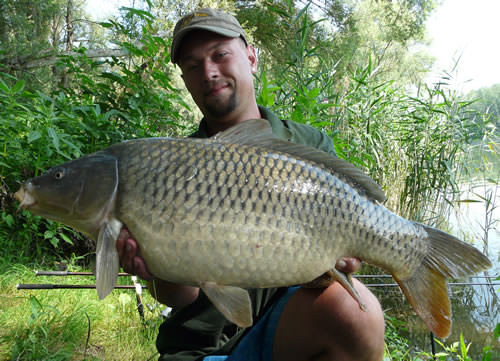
left=15, top=119, right=491, bottom=338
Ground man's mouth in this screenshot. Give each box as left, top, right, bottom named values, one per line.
left=205, top=82, right=230, bottom=97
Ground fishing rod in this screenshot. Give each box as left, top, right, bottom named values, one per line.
left=21, top=271, right=499, bottom=291
left=35, top=271, right=131, bottom=276
left=18, top=282, right=499, bottom=289
left=354, top=275, right=497, bottom=279
left=364, top=282, right=500, bottom=287
left=17, top=283, right=145, bottom=290
left=26, top=271, right=498, bottom=288
left=34, top=270, right=497, bottom=280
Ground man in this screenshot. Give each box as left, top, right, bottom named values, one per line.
left=117, top=8, right=385, bottom=361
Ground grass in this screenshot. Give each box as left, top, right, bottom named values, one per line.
left=0, top=263, right=163, bottom=361
left=1, top=262, right=498, bottom=360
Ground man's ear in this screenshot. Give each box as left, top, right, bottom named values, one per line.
left=246, top=45, right=258, bottom=74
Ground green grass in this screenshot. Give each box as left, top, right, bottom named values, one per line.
left=0, top=263, right=163, bottom=361
left=1, top=263, right=498, bottom=360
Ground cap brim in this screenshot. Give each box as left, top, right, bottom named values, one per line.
left=171, top=25, right=242, bottom=64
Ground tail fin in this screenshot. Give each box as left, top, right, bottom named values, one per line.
left=394, top=225, right=491, bottom=338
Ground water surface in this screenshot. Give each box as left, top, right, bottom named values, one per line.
left=375, top=183, right=499, bottom=358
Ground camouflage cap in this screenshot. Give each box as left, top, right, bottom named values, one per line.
left=171, top=8, right=248, bottom=64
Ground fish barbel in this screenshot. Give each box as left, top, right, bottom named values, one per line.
left=14, top=119, right=491, bottom=338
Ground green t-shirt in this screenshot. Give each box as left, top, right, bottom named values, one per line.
left=156, top=106, right=336, bottom=360
left=189, top=106, right=336, bottom=157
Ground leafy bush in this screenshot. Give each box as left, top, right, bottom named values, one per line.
left=0, top=8, right=190, bottom=264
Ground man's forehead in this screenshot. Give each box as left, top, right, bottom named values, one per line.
left=170, top=8, right=247, bottom=64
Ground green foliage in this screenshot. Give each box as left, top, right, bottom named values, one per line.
left=0, top=2, right=497, bottom=359
left=0, top=263, right=163, bottom=360
left=384, top=315, right=499, bottom=361
left=468, top=84, right=500, bottom=130
left=0, top=265, right=87, bottom=360
left=0, top=207, right=83, bottom=265
left=58, top=22, right=190, bottom=137
left=0, top=0, right=88, bottom=91
left=0, top=75, right=105, bottom=262
left=253, top=5, right=489, bottom=223
left=7, top=295, right=85, bottom=360
left=240, top=0, right=436, bottom=90
left=0, top=6, right=190, bottom=263
left=418, top=334, right=496, bottom=361
left=252, top=1, right=340, bottom=132
left=383, top=314, right=414, bottom=360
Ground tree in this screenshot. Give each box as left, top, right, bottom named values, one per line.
left=0, top=0, right=89, bottom=91
left=469, top=84, right=500, bottom=131
left=237, top=0, right=436, bottom=88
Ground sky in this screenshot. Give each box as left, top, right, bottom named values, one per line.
left=86, top=0, right=500, bottom=94
left=426, top=0, right=500, bottom=93
left=86, top=0, right=123, bottom=18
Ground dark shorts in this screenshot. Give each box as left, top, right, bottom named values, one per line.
left=203, top=287, right=299, bottom=361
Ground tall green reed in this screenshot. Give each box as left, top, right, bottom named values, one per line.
left=256, top=32, right=487, bottom=225
left=253, top=5, right=497, bottom=358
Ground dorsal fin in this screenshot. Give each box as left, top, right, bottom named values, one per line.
left=211, top=118, right=275, bottom=145
left=211, top=119, right=386, bottom=202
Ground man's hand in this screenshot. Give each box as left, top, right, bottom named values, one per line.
left=116, top=227, right=153, bottom=281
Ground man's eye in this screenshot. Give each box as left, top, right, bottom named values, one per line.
left=215, top=51, right=228, bottom=59
left=186, top=63, right=199, bottom=71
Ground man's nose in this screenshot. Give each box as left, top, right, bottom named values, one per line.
left=202, top=59, right=219, bottom=80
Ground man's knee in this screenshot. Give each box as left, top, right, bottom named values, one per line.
left=315, top=279, right=385, bottom=361
left=273, top=280, right=385, bottom=361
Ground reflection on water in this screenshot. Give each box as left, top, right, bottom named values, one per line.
left=375, top=183, right=500, bottom=358
left=373, top=283, right=499, bottom=358
left=449, top=183, right=500, bottom=276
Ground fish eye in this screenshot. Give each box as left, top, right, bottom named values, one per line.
left=52, top=168, right=65, bottom=180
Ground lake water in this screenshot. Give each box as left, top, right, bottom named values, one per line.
left=374, top=183, right=499, bottom=358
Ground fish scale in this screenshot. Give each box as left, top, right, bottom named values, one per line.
left=14, top=118, right=491, bottom=337
left=110, top=137, right=410, bottom=288
left=120, top=144, right=294, bottom=282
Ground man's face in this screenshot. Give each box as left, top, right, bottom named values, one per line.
left=178, top=31, right=257, bottom=120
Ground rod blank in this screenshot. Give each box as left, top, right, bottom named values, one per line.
left=364, top=282, right=500, bottom=287
left=35, top=271, right=130, bottom=277
left=17, top=283, right=145, bottom=290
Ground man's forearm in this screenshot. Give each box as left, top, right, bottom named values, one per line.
left=147, top=278, right=200, bottom=308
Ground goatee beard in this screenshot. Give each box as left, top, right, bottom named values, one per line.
left=204, top=91, right=238, bottom=117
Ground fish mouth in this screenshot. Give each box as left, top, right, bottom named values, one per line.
left=14, top=185, right=37, bottom=209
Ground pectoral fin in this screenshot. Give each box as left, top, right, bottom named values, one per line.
left=303, top=269, right=367, bottom=311
left=200, top=282, right=253, bottom=328
left=332, top=268, right=367, bottom=311
left=96, top=218, right=123, bottom=300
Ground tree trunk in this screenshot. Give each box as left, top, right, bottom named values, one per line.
left=60, top=0, right=74, bottom=88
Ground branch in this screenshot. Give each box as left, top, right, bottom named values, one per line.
left=2, top=48, right=133, bottom=71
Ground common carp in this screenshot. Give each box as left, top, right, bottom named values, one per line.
left=15, top=119, right=491, bottom=338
